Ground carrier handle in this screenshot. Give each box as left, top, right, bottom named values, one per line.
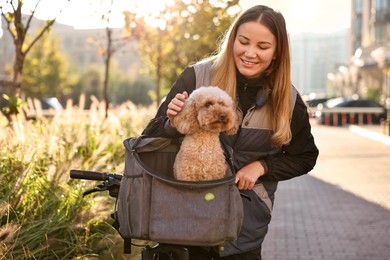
left=133, top=152, right=236, bottom=189
left=128, top=136, right=237, bottom=188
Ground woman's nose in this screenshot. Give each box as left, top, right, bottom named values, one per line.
left=244, top=48, right=256, bottom=58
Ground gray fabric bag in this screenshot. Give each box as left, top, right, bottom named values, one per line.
left=116, top=135, right=243, bottom=247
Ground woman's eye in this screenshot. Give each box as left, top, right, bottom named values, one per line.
left=258, top=43, right=272, bottom=50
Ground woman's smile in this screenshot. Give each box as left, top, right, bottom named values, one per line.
left=241, top=58, right=260, bottom=66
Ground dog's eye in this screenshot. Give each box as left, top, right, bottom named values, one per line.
left=205, top=101, right=213, bottom=107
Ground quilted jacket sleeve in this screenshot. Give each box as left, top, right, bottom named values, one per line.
left=259, top=94, right=319, bottom=182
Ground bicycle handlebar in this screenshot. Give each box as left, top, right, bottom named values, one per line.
left=70, top=169, right=122, bottom=181
left=70, top=169, right=122, bottom=197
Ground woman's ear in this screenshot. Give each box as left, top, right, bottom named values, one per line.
left=171, top=98, right=200, bottom=134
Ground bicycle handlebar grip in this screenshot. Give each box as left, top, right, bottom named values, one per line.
left=70, top=170, right=108, bottom=181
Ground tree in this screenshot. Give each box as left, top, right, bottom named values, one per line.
left=22, top=33, right=75, bottom=100
left=124, top=0, right=240, bottom=104
left=85, top=0, right=131, bottom=118
left=124, top=11, right=167, bottom=105
left=73, top=64, right=102, bottom=108
left=0, top=0, right=70, bottom=115
left=110, top=73, right=154, bottom=106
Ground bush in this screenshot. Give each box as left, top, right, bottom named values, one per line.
left=0, top=98, right=156, bottom=259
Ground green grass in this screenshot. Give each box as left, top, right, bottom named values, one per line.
left=0, top=99, right=156, bottom=259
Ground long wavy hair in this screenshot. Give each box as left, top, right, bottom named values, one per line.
left=203, top=5, right=292, bottom=147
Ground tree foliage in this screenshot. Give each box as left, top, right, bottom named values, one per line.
left=73, top=64, right=103, bottom=108
left=110, top=74, right=154, bottom=106
left=0, top=0, right=70, bottom=115
left=124, top=0, right=240, bottom=103
left=69, top=63, right=154, bottom=108
left=22, top=33, right=76, bottom=100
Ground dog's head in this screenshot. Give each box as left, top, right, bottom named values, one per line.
left=171, top=86, right=240, bottom=135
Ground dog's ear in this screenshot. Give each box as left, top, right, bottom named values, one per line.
left=223, top=109, right=241, bottom=135
left=171, top=98, right=200, bottom=134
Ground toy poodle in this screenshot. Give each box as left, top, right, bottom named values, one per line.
left=169, top=86, right=240, bottom=181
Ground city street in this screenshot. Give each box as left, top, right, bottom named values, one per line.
left=262, top=121, right=390, bottom=260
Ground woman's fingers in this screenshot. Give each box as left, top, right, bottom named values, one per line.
left=167, top=92, right=188, bottom=116
left=235, top=161, right=264, bottom=190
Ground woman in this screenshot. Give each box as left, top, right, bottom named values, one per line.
left=142, top=5, right=319, bottom=260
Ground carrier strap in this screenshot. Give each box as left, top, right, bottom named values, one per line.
left=193, top=61, right=213, bottom=88
left=124, top=238, right=132, bottom=254
left=220, top=137, right=235, bottom=176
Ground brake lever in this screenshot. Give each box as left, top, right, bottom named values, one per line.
left=82, top=182, right=110, bottom=197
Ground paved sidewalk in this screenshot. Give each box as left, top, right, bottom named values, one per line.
left=348, top=124, right=390, bottom=145
left=262, top=124, right=390, bottom=260
left=262, top=176, right=390, bottom=260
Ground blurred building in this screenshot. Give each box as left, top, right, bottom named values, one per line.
left=0, top=16, right=143, bottom=83
left=345, top=0, right=390, bottom=109
left=50, top=22, right=143, bottom=75
left=291, top=30, right=350, bottom=96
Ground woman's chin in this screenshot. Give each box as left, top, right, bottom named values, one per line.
left=237, top=67, right=261, bottom=79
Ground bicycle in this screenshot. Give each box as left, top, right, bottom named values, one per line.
left=70, top=169, right=189, bottom=260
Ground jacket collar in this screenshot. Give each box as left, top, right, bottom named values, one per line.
left=236, top=71, right=269, bottom=108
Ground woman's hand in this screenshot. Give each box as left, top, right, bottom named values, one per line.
left=235, top=161, right=265, bottom=190
left=167, top=91, right=188, bottom=116
left=167, top=91, right=188, bottom=127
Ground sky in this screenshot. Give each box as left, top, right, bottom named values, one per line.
left=240, top=0, right=351, bottom=34
left=0, top=0, right=351, bottom=35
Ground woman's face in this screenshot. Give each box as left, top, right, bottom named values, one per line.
left=233, top=21, right=277, bottom=79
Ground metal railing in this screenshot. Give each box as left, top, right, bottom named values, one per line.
left=316, top=107, right=386, bottom=127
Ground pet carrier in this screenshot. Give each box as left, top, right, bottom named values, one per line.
left=115, top=135, right=244, bottom=253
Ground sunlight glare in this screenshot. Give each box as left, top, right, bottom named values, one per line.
left=13, top=0, right=175, bottom=30
left=121, top=0, right=174, bottom=29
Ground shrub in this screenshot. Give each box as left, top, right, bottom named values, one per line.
left=0, top=98, right=156, bottom=259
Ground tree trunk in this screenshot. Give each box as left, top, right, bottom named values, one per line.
left=12, top=50, right=25, bottom=99
left=103, top=27, right=112, bottom=119
left=156, top=27, right=162, bottom=106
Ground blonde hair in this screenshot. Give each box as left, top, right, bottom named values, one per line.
left=202, top=5, right=292, bottom=147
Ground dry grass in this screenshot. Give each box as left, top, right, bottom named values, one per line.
left=0, top=97, right=157, bottom=259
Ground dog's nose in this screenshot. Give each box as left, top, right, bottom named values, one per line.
left=219, top=112, right=226, bottom=122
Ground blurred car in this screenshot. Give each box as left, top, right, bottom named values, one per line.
left=304, top=96, right=331, bottom=117
left=1, top=96, right=63, bottom=119
left=40, top=97, right=63, bottom=110
left=306, top=97, right=330, bottom=107
left=315, top=97, right=386, bottom=126
left=24, top=97, right=63, bottom=119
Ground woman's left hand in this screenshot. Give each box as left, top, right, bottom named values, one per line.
left=235, top=161, right=265, bottom=190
